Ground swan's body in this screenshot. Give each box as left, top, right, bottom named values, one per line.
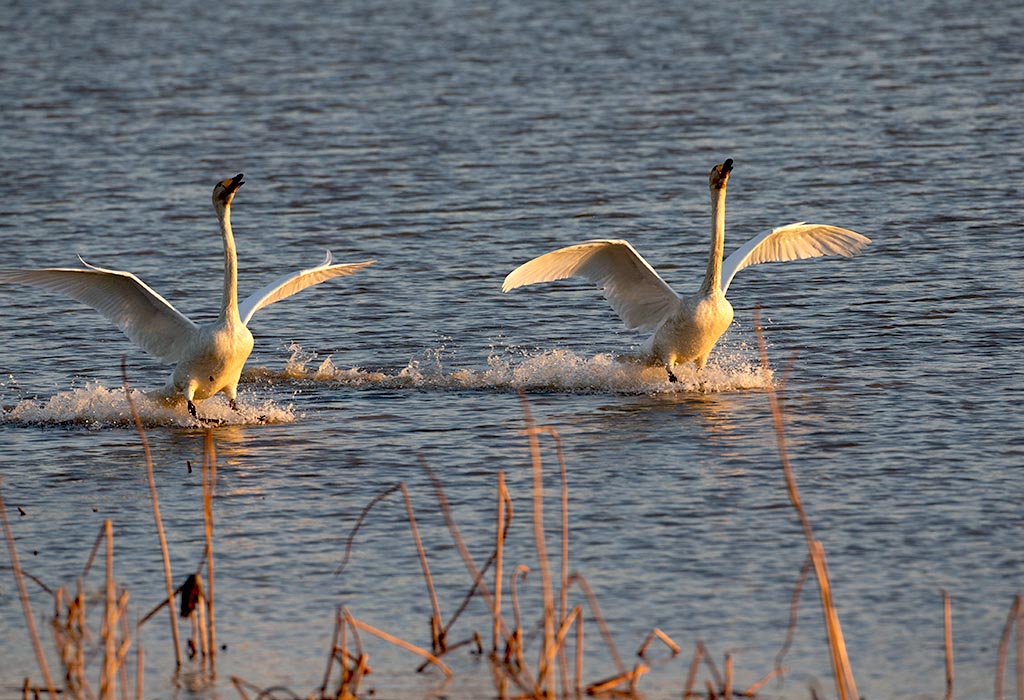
left=502, top=159, right=870, bottom=381
left=0, top=174, right=374, bottom=417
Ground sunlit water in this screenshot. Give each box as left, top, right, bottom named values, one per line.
left=1, top=0, right=1022, bottom=698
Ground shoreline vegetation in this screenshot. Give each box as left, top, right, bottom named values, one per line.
left=2, top=321, right=1021, bottom=700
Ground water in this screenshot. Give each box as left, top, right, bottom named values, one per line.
left=1, top=0, right=1022, bottom=697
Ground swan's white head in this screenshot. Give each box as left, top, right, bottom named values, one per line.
left=709, top=159, right=733, bottom=190
left=212, top=173, right=245, bottom=210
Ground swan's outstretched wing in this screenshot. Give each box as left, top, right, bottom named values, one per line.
left=502, top=240, right=680, bottom=332
left=720, top=223, right=871, bottom=294
left=238, top=252, right=375, bottom=326
left=0, top=260, right=198, bottom=363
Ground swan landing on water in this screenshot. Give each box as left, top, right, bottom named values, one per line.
left=0, top=174, right=374, bottom=419
left=502, top=159, right=870, bottom=383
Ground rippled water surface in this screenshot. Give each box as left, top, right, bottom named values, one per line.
left=1, top=1, right=1022, bottom=698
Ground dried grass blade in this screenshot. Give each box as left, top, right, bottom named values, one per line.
left=996, top=594, right=1021, bottom=700
left=0, top=481, right=57, bottom=698
left=399, top=482, right=444, bottom=651
left=122, top=359, right=181, bottom=666
left=344, top=610, right=453, bottom=678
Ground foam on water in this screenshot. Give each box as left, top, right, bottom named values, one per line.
left=251, top=343, right=774, bottom=394
left=1, top=383, right=295, bottom=429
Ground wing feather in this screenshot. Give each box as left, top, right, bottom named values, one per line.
left=238, top=252, right=374, bottom=326
left=720, top=223, right=871, bottom=294
left=0, top=261, right=198, bottom=363
left=502, top=240, right=680, bottom=332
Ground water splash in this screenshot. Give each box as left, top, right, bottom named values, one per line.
left=1, top=383, right=294, bottom=429
left=248, top=343, right=773, bottom=394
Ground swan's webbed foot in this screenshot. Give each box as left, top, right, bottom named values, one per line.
left=229, top=398, right=238, bottom=412
left=665, top=365, right=678, bottom=383
left=187, top=400, right=198, bottom=419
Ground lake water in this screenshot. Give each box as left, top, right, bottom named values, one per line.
left=1, top=0, right=1022, bottom=698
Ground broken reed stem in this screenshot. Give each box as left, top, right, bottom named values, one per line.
left=724, top=651, right=733, bottom=700
left=538, top=605, right=581, bottom=688
left=321, top=607, right=344, bottom=694
left=585, top=663, right=649, bottom=696
left=518, top=393, right=556, bottom=699
left=638, top=627, right=681, bottom=658
left=202, top=430, right=217, bottom=666
left=135, top=641, right=144, bottom=700
left=101, top=520, right=117, bottom=700
left=575, top=609, right=584, bottom=696
left=421, top=458, right=510, bottom=642
left=754, top=313, right=857, bottom=700
left=775, top=554, right=812, bottom=675
left=538, top=425, right=572, bottom=697
left=943, top=589, right=954, bottom=700
left=494, top=472, right=507, bottom=654
left=336, top=483, right=403, bottom=575
left=399, top=482, right=444, bottom=650
left=996, top=594, right=1022, bottom=700
left=684, top=642, right=704, bottom=697
left=343, top=608, right=453, bottom=678
left=117, top=593, right=131, bottom=700
left=1017, top=596, right=1023, bottom=700
left=122, top=359, right=182, bottom=666
left=82, top=524, right=107, bottom=580
left=743, top=666, right=786, bottom=696
left=565, top=572, right=626, bottom=675
left=0, top=480, right=57, bottom=699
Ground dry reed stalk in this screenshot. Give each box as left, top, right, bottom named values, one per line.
left=536, top=425, right=572, bottom=697
left=754, top=313, right=858, bottom=700
left=202, top=430, right=217, bottom=665
left=943, top=589, right=954, bottom=700
left=700, top=642, right=724, bottom=691
left=121, top=360, right=182, bottom=666
left=0, top=481, right=57, bottom=698
left=637, top=627, right=681, bottom=658
left=509, top=565, right=529, bottom=671
left=82, top=524, right=107, bottom=579
left=742, top=665, right=786, bottom=696
left=537, top=605, right=581, bottom=686
left=996, top=594, right=1022, bottom=700
left=585, top=663, right=649, bottom=696
left=195, top=577, right=210, bottom=660
left=320, top=607, right=345, bottom=694
left=1011, top=597, right=1019, bottom=700
left=101, top=519, right=117, bottom=700
left=399, top=482, right=444, bottom=651
left=335, top=483, right=403, bottom=575
left=421, top=459, right=501, bottom=615
left=575, top=608, right=584, bottom=695
left=494, top=471, right=508, bottom=654
left=774, top=554, right=812, bottom=676
left=343, top=608, right=453, bottom=678
left=723, top=651, right=733, bottom=699
left=117, top=590, right=132, bottom=700
left=565, top=572, right=626, bottom=676
left=74, top=580, right=91, bottom=697
left=517, top=394, right=556, bottom=699
left=135, top=642, right=144, bottom=700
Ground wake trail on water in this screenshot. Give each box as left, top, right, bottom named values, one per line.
left=1, top=343, right=771, bottom=428
left=0, top=383, right=295, bottom=429
left=251, top=342, right=774, bottom=394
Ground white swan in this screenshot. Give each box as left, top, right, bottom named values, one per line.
left=0, top=174, right=375, bottom=418
left=502, top=159, right=870, bottom=382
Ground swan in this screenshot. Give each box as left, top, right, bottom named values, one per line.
left=0, top=173, right=375, bottom=418
left=502, top=159, right=870, bottom=382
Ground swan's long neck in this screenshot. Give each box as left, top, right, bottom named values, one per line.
left=218, top=204, right=241, bottom=323
left=700, top=185, right=727, bottom=296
